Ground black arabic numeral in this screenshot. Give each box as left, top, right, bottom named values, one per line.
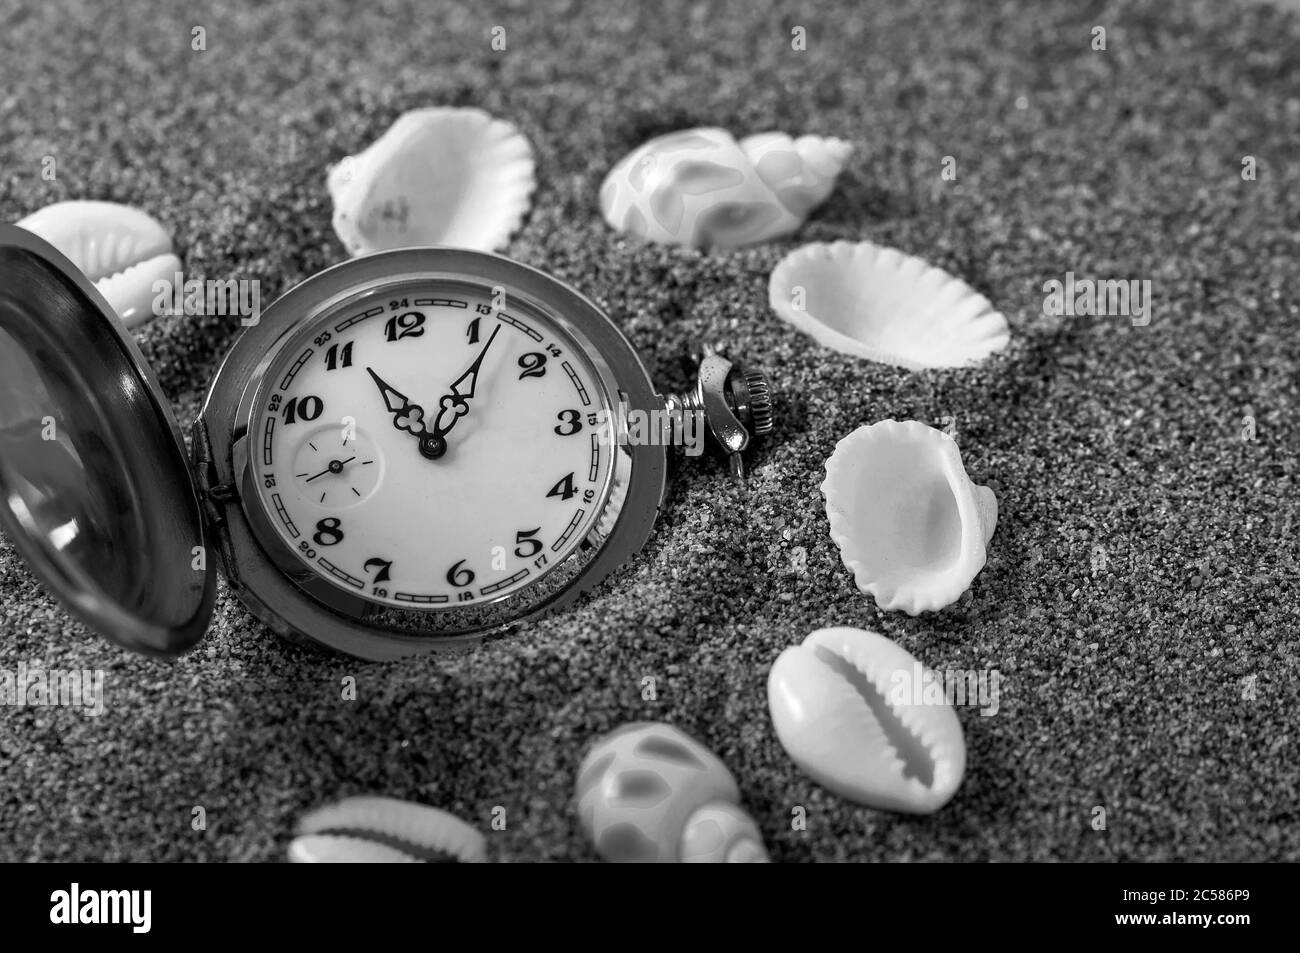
left=518, top=352, right=547, bottom=379
left=475, top=302, right=492, bottom=315
left=554, top=409, right=581, bottom=436
left=283, top=395, right=323, bottom=424
left=546, top=472, right=577, bottom=501
left=514, top=528, right=543, bottom=558
left=384, top=311, right=425, bottom=342
left=324, top=341, right=353, bottom=370
left=313, top=518, right=343, bottom=546
left=363, top=557, right=392, bottom=583
left=446, top=559, right=475, bottom=588
left=466, top=316, right=481, bottom=344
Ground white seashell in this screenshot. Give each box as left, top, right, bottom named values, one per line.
left=768, top=240, right=1010, bottom=369
left=822, top=419, right=997, bottom=614
left=600, top=128, right=851, bottom=249
left=290, top=795, right=487, bottom=863
left=327, top=107, right=535, bottom=255
left=575, top=721, right=769, bottom=863
left=679, top=802, right=769, bottom=863
left=16, top=200, right=181, bottom=329
left=767, top=626, right=966, bottom=814
left=94, top=253, right=182, bottom=327
left=288, top=834, right=422, bottom=864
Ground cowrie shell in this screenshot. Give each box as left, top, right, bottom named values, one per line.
left=289, top=795, right=487, bottom=863
left=288, top=834, right=422, bottom=864
left=767, top=627, right=966, bottom=814
left=15, top=201, right=181, bottom=329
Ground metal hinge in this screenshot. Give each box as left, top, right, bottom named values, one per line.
left=189, top=418, right=241, bottom=585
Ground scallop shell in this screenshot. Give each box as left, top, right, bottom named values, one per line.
left=327, top=107, right=535, bottom=255
left=15, top=200, right=182, bottom=328
left=599, top=128, right=851, bottom=249
left=289, top=795, right=486, bottom=863
left=769, top=241, right=1010, bottom=369
left=575, top=721, right=769, bottom=863
left=822, top=419, right=997, bottom=614
left=767, top=626, right=966, bottom=814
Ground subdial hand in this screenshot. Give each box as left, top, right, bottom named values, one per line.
left=432, top=324, right=501, bottom=441
left=304, top=457, right=356, bottom=483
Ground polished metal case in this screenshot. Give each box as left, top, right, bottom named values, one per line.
left=194, top=248, right=668, bottom=660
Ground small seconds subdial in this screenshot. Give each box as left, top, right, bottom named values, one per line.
left=249, top=279, right=616, bottom=610
left=290, top=423, right=382, bottom=507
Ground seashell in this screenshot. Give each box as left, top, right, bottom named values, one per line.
left=327, top=107, right=535, bottom=255
left=822, top=419, right=997, bottom=614
left=289, top=795, right=487, bottom=863
left=576, top=721, right=769, bottom=863
left=767, top=626, right=966, bottom=814
left=768, top=240, right=1010, bottom=369
left=16, top=200, right=181, bottom=329
left=599, top=127, right=851, bottom=249
left=288, top=835, right=422, bottom=864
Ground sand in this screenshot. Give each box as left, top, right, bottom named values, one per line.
left=0, top=0, right=1297, bottom=861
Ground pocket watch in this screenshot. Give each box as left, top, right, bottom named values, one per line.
left=0, top=227, right=773, bottom=660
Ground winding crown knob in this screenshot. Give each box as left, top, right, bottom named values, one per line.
left=670, top=354, right=775, bottom=480
left=732, top=370, right=774, bottom=438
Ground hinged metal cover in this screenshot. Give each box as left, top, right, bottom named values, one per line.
left=0, top=224, right=215, bottom=655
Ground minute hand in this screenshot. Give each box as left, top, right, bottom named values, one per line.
left=432, top=324, right=501, bottom=438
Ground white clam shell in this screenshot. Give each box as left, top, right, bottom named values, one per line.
left=822, top=420, right=997, bottom=614
left=15, top=200, right=180, bottom=329
left=599, top=128, right=851, bottom=249
left=767, top=626, right=966, bottom=814
left=769, top=240, right=1011, bottom=369
left=328, top=107, right=535, bottom=255
left=291, top=795, right=486, bottom=863
left=575, top=721, right=766, bottom=863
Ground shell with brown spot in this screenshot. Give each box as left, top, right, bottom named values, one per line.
left=575, top=721, right=769, bottom=863
left=599, top=128, right=851, bottom=249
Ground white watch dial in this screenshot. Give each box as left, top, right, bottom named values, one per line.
left=249, top=281, right=616, bottom=609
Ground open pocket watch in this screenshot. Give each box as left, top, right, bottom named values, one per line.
left=0, top=227, right=773, bottom=660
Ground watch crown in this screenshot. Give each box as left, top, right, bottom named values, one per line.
left=669, top=355, right=775, bottom=480
left=736, top=370, right=774, bottom=437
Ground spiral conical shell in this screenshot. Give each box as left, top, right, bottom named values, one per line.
left=599, top=128, right=851, bottom=249
left=575, top=721, right=769, bottom=862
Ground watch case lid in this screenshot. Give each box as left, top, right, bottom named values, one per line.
left=0, top=224, right=215, bottom=656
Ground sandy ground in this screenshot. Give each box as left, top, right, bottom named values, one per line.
left=0, top=0, right=1298, bottom=861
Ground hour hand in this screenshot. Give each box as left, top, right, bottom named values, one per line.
left=366, top=366, right=426, bottom=436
